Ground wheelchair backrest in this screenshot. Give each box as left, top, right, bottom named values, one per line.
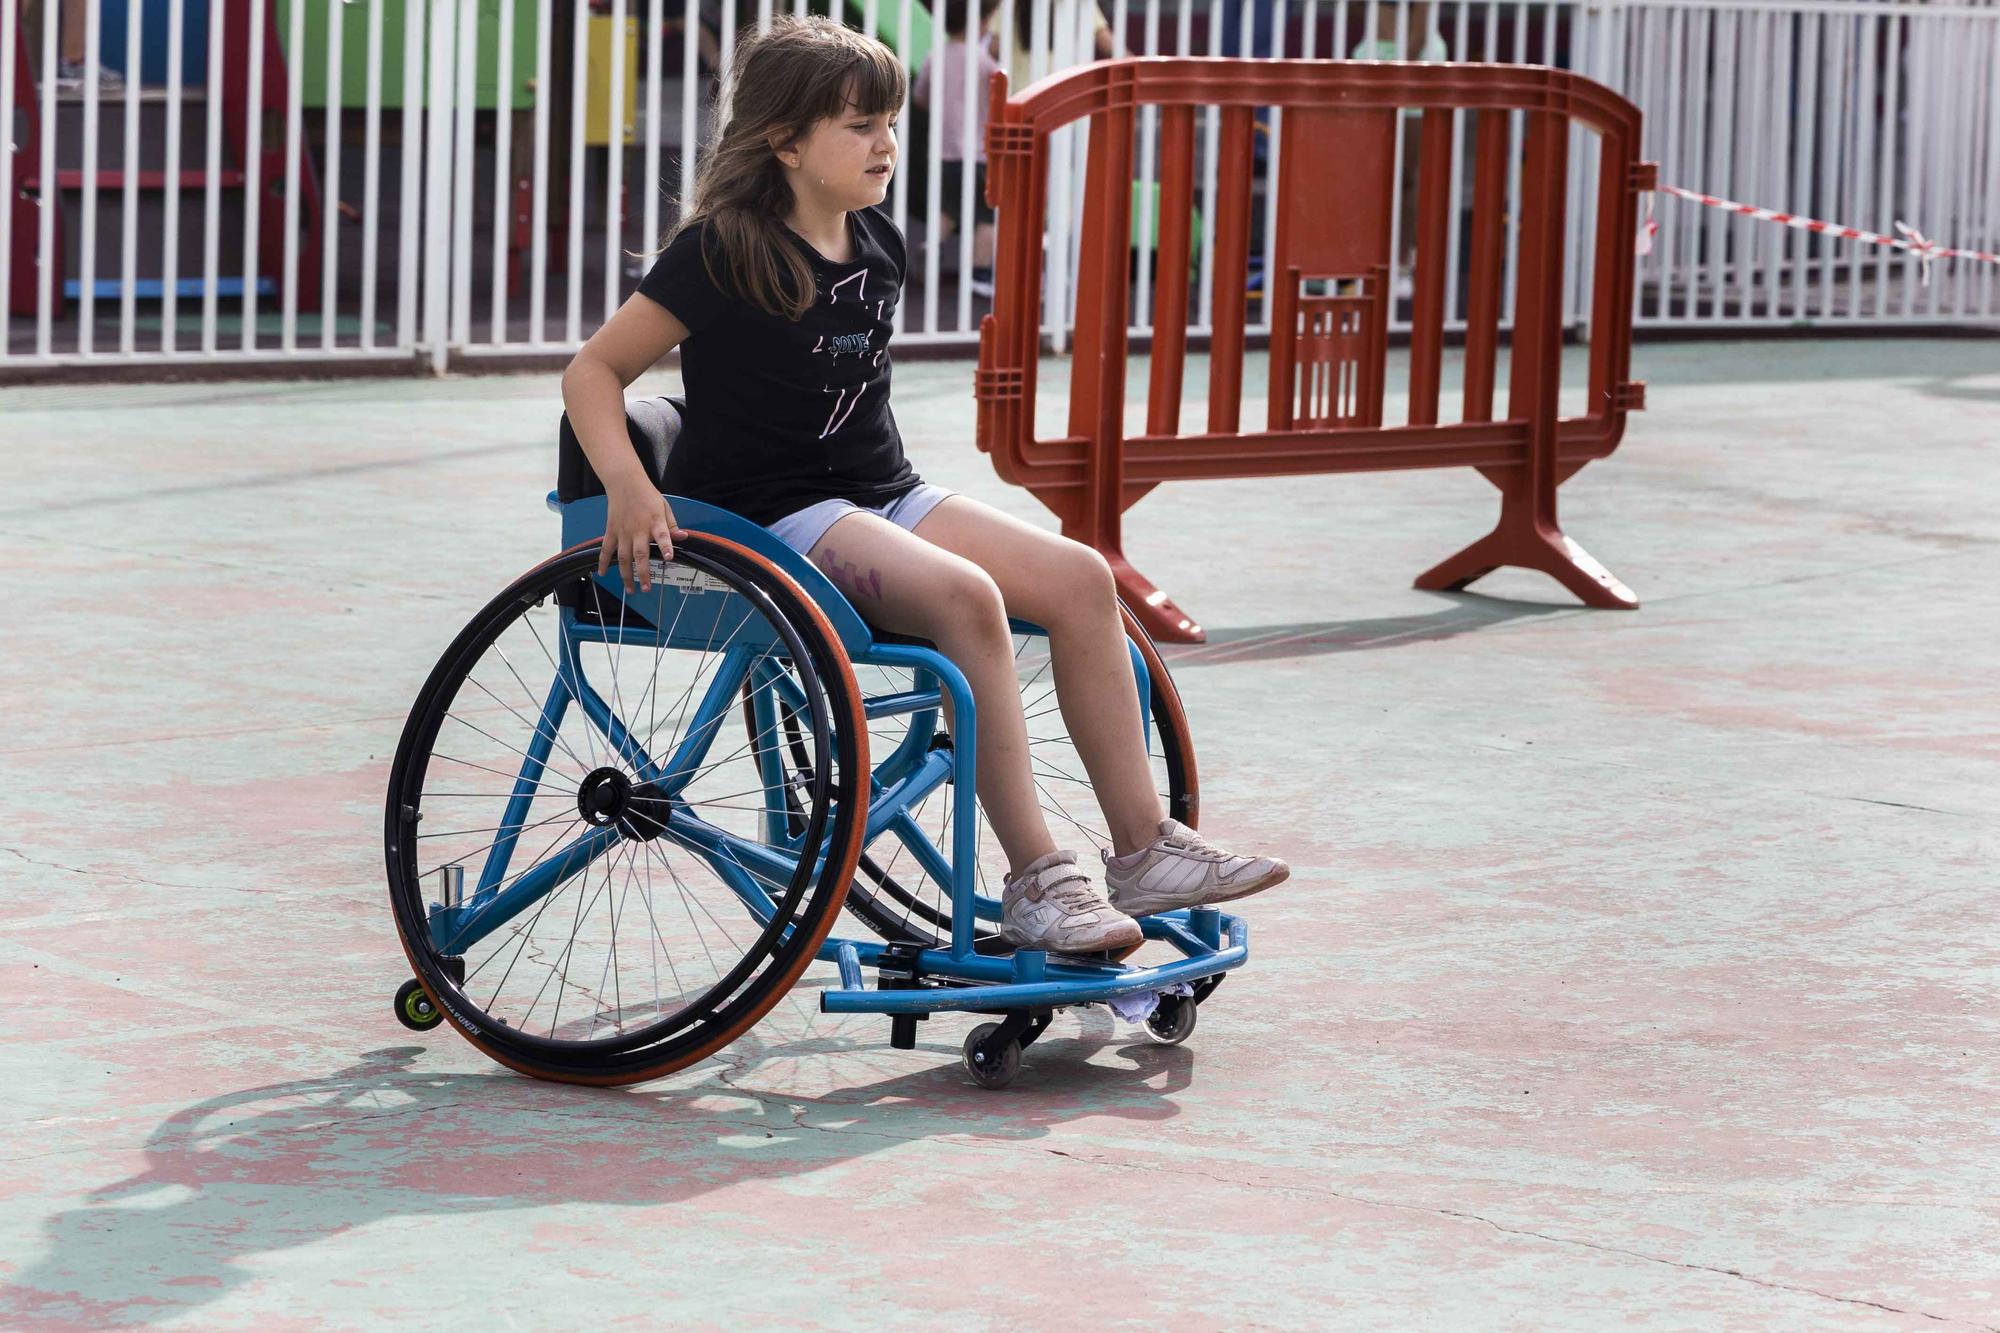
left=557, top=394, right=683, bottom=502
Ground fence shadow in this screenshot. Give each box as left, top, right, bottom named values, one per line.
left=1163, top=592, right=1569, bottom=667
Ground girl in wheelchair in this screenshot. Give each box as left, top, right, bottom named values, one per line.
left=559, top=16, right=1288, bottom=958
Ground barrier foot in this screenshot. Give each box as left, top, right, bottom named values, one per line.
left=1414, top=524, right=1638, bottom=610
left=1108, top=554, right=1206, bottom=644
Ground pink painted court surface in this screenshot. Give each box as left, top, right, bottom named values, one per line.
left=1, top=338, right=1996, bottom=1329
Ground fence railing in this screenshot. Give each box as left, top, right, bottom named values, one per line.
left=2, top=0, right=1995, bottom=377
left=1610, top=0, right=2000, bottom=328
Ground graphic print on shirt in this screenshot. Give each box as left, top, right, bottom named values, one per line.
left=812, top=330, right=875, bottom=357
left=815, top=269, right=887, bottom=440
left=826, top=269, right=867, bottom=305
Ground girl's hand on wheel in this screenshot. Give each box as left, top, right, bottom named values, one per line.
left=601, top=482, right=687, bottom=594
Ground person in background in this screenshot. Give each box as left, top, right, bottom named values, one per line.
left=914, top=0, right=1004, bottom=297
left=1220, top=0, right=1279, bottom=163
left=1004, top=0, right=1117, bottom=96
left=1349, top=1, right=1446, bottom=63
left=1352, top=2, right=1448, bottom=296
left=24, top=0, right=127, bottom=94
left=1221, top=0, right=1278, bottom=61
left=662, top=6, right=726, bottom=83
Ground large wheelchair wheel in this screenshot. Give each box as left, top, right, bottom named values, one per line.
left=757, top=605, right=1196, bottom=952
left=385, top=534, right=868, bottom=1085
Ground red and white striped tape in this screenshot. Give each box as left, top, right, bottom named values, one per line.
left=1638, top=184, right=2000, bottom=283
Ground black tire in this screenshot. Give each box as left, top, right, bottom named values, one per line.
left=385, top=534, right=869, bottom=1085
left=962, top=1021, right=1022, bottom=1089
left=1144, top=992, right=1197, bottom=1045
left=393, top=978, right=443, bottom=1031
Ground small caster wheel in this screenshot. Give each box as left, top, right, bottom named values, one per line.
left=962, top=1022, right=1022, bottom=1090
left=1145, top=993, right=1196, bottom=1045
left=394, top=978, right=444, bottom=1032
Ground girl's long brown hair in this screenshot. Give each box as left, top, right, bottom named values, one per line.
left=669, top=16, right=905, bottom=322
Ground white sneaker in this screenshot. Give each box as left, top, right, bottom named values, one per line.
left=1102, top=819, right=1290, bottom=916
left=56, top=60, right=124, bottom=95
left=999, top=850, right=1143, bottom=953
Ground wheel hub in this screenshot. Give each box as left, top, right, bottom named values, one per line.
left=576, top=767, right=675, bottom=841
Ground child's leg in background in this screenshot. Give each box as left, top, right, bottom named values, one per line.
left=972, top=163, right=996, bottom=272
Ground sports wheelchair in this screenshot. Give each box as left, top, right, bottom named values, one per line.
left=384, top=397, right=1250, bottom=1088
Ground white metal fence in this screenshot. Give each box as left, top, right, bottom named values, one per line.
left=1610, top=0, right=2000, bottom=328
left=1, top=0, right=1995, bottom=376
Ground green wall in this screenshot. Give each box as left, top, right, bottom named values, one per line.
left=279, top=0, right=538, bottom=110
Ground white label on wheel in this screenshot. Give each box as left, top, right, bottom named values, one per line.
left=647, top=560, right=729, bottom=596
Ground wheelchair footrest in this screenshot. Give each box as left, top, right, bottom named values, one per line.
left=817, top=912, right=1250, bottom=1016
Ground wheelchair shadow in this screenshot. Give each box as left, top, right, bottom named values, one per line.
left=1164, top=592, right=1570, bottom=667
left=3, top=1016, right=1191, bottom=1324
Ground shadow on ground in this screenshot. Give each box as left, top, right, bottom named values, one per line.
left=2, top=1018, right=1191, bottom=1326
left=1165, top=593, right=1571, bottom=667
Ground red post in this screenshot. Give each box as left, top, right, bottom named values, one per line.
left=1205, top=105, right=1254, bottom=439
left=5, top=12, right=60, bottom=318
left=1413, top=111, right=1638, bottom=609
left=1145, top=106, right=1195, bottom=439
left=1407, top=108, right=1453, bottom=427
left=1461, top=110, right=1508, bottom=425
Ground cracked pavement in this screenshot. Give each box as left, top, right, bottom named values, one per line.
left=1, top=340, right=1996, bottom=1329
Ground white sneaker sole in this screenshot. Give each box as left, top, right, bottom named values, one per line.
left=999, top=919, right=1143, bottom=953
left=1111, top=864, right=1290, bottom=917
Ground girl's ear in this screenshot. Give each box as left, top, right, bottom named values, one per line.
left=765, top=130, right=799, bottom=168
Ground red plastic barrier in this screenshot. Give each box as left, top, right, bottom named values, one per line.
left=976, top=58, right=1653, bottom=643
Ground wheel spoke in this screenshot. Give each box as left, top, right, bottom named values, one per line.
left=416, top=807, right=579, bottom=842
left=465, top=670, right=591, bottom=775
left=427, top=751, right=580, bottom=796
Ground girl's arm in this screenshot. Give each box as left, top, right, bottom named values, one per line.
left=562, top=293, right=693, bottom=592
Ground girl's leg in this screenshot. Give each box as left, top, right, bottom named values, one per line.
left=914, top=496, right=1293, bottom=915
left=804, top=511, right=1059, bottom=876
left=911, top=497, right=1165, bottom=856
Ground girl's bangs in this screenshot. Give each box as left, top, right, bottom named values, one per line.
left=836, top=44, right=906, bottom=117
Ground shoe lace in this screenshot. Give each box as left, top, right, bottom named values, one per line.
left=1043, top=875, right=1108, bottom=914
left=1162, top=827, right=1229, bottom=862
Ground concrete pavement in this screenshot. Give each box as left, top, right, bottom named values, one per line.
left=1, top=337, right=1996, bottom=1329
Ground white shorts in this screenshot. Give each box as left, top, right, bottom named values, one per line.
left=764, top=483, right=955, bottom=557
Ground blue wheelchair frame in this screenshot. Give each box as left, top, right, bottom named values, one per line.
left=424, top=490, right=1249, bottom=1034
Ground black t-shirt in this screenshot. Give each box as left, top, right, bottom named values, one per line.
left=635, top=205, right=920, bottom=526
